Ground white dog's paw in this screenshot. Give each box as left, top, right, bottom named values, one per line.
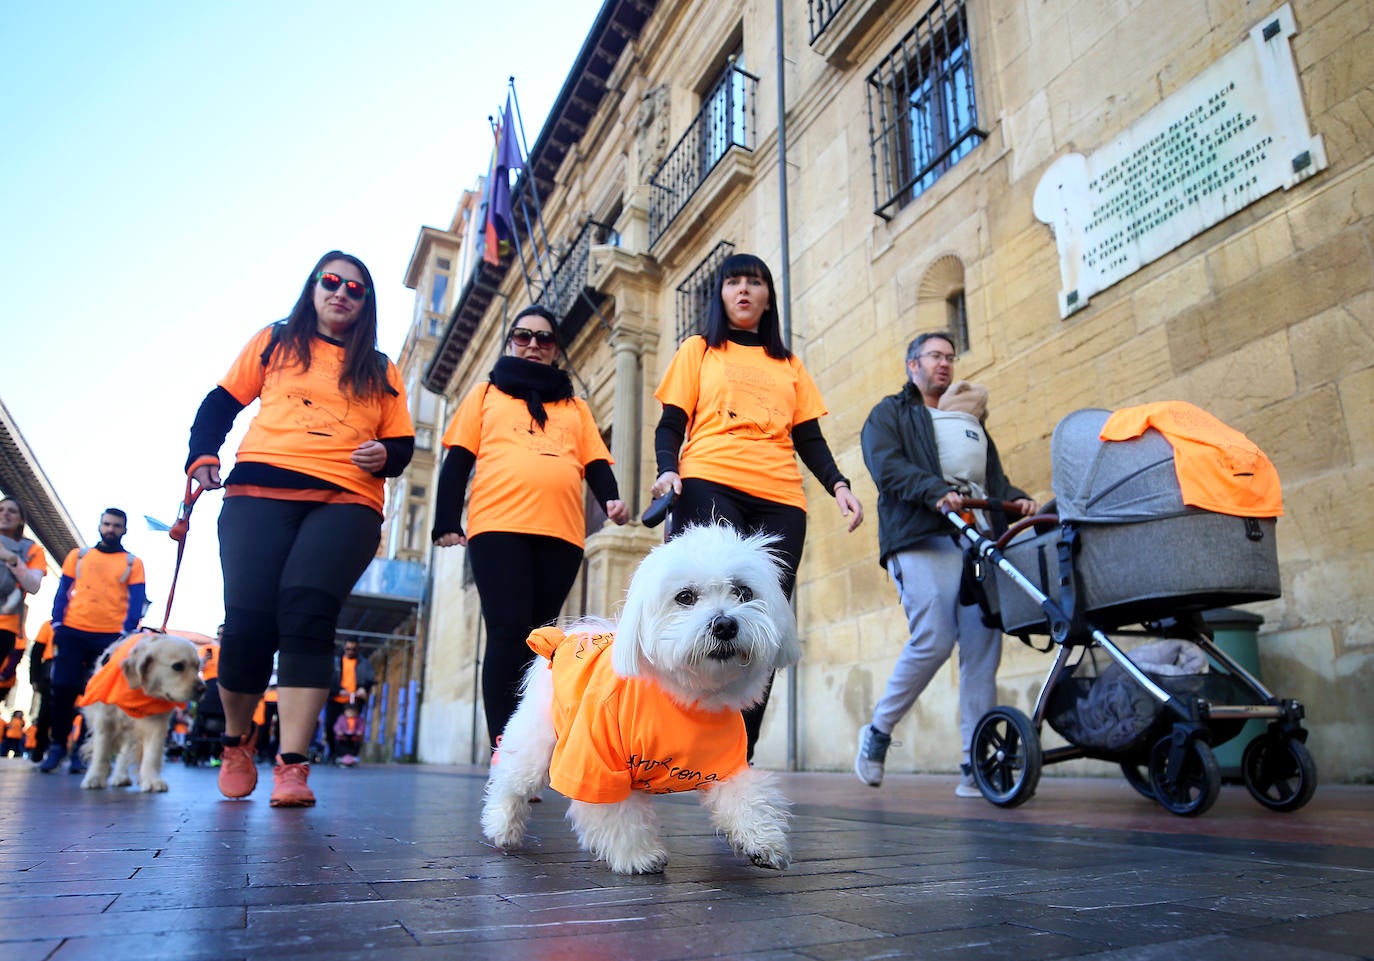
left=80, top=773, right=106, bottom=790
left=604, top=844, right=669, bottom=875
left=481, top=795, right=531, bottom=850
left=139, top=777, right=169, bottom=793
left=744, top=842, right=791, bottom=871
left=110, top=772, right=133, bottom=788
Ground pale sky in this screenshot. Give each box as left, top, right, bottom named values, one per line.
left=1, top=0, right=604, bottom=633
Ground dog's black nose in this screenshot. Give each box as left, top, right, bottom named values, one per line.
left=709, top=615, right=738, bottom=641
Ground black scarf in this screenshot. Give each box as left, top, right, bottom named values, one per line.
left=489, top=355, right=574, bottom=428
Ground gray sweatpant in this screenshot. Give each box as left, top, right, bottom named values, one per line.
left=871, top=535, right=1001, bottom=762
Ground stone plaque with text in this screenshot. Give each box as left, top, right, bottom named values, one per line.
left=1033, top=4, right=1326, bottom=317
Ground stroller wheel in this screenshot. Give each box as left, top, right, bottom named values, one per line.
left=1119, top=762, right=1155, bottom=801
left=1148, top=735, right=1220, bottom=817
left=1242, top=734, right=1317, bottom=813
left=971, top=707, right=1042, bottom=807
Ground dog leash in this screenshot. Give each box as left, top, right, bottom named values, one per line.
left=161, top=456, right=217, bottom=632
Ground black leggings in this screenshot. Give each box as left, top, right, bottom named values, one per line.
left=667, top=478, right=806, bottom=758
left=467, top=531, right=583, bottom=749
left=217, top=497, right=381, bottom=693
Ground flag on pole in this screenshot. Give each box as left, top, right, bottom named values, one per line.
left=482, top=95, right=523, bottom=266
left=145, top=515, right=172, bottom=532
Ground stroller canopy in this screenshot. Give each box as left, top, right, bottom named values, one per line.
left=1051, top=404, right=1282, bottom=523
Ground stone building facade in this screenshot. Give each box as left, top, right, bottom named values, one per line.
left=412, top=0, right=1374, bottom=780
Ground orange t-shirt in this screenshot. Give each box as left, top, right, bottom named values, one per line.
left=1100, top=402, right=1283, bottom=517
left=0, top=540, right=45, bottom=635
left=76, top=634, right=190, bottom=719
left=24, top=724, right=37, bottom=748
left=654, top=336, right=828, bottom=510
left=198, top=641, right=219, bottom=682
left=442, top=382, right=613, bottom=548
left=35, top=620, right=54, bottom=661
left=219, top=326, right=414, bottom=514
left=528, top=626, right=749, bottom=804
left=58, top=549, right=145, bottom=634
left=4, top=716, right=23, bottom=739
left=334, top=656, right=359, bottom=703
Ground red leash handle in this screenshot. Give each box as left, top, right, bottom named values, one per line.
left=161, top=456, right=219, bottom=631
left=171, top=456, right=218, bottom=543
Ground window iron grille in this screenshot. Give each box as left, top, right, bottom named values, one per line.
left=806, top=0, right=849, bottom=44
left=649, top=65, right=757, bottom=247
left=866, top=0, right=983, bottom=219
left=674, top=241, right=736, bottom=343
left=547, top=216, right=615, bottom=321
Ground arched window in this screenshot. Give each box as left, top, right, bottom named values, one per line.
left=916, top=254, right=967, bottom=352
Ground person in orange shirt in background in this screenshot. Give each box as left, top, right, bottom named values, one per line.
left=325, top=638, right=372, bottom=762
left=27, top=619, right=54, bottom=761
left=39, top=508, right=146, bottom=774
left=650, top=253, right=864, bottom=760
left=185, top=251, right=414, bottom=807
left=0, top=498, right=46, bottom=684
left=2, top=709, right=24, bottom=757
left=433, top=305, right=629, bottom=756
left=331, top=703, right=364, bottom=767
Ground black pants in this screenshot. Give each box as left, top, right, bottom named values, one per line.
left=467, top=531, right=583, bottom=749
left=48, top=626, right=119, bottom=749
left=668, top=478, right=806, bottom=760
left=218, top=497, right=381, bottom=694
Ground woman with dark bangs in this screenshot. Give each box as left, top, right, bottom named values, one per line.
left=186, top=250, right=414, bottom=807
left=651, top=253, right=863, bottom=759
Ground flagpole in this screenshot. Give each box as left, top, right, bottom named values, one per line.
left=507, top=78, right=559, bottom=309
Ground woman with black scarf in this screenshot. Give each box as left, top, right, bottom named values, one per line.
left=433, top=305, right=628, bottom=754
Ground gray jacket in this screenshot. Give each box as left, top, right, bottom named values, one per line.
left=861, top=381, right=1027, bottom=566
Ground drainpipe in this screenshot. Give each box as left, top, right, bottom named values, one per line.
left=776, top=0, right=798, bottom=772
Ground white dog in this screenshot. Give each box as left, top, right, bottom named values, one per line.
left=78, top=631, right=204, bottom=793
left=482, top=523, right=801, bottom=874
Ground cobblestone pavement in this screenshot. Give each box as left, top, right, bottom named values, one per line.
left=1, top=756, right=1370, bottom=960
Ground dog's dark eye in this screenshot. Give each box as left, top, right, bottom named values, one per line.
left=674, top=588, right=698, bottom=606
left=171, top=662, right=186, bottom=672
left=732, top=583, right=754, bottom=603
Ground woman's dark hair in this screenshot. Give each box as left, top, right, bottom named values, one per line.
left=703, top=253, right=791, bottom=360
left=0, top=497, right=26, bottom=536
left=277, top=250, right=388, bottom=399
left=507, top=304, right=563, bottom=352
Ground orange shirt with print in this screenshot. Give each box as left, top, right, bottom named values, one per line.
left=58, top=549, right=145, bottom=634
left=528, top=626, right=749, bottom=804
left=4, top=715, right=22, bottom=739
left=333, top=656, right=360, bottom=703
left=654, top=336, right=828, bottom=510
left=76, top=634, right=189, bottom=719
left=442, top=384, right=613, bottom=548
left=218, top=326, right=414, bottom=514
left=0, top=540, right=45, bottom=635
left=1100, top=402, right=1283, bottom=517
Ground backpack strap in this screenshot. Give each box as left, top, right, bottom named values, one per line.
left=259, top=321, right=288, bottom=367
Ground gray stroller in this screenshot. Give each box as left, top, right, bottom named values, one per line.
left=951, top=407, right=1315, bottom=817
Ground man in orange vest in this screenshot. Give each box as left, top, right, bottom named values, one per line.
left=39, top=509, right=147, bottom=774
left=325, top=638, right=373, bottom=763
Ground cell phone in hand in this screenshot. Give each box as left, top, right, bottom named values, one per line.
left=640, top=489, right=677, bottom=528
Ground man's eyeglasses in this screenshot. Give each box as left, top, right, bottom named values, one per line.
left=918, top=350, right=957, bottom=364
left=317, top=271, right=369, bottom=301
left=510, top=327, right=557, bottom=347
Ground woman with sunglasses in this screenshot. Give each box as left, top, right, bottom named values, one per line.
left=433, top=304, right=628, bottom=755
left=185, top=251, right=414, bottom=807
left=651, top=252, right=864, bottom=760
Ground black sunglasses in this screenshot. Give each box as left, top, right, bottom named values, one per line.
left=317, top=271, right=369, bottom=301
left=510, top=327, right=557, bottom=347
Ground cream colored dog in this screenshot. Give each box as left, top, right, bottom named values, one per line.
left=78, top=631, right=204, bottom=793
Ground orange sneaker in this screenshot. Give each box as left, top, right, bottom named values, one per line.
left=269, top=756, right=316, bottom=807
left=217, top=725, right=258, bottom=799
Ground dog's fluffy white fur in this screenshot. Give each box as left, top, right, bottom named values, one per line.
left=80, top=632, right=203, bottom=793
left=482, top=523, right=801, bottom=874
